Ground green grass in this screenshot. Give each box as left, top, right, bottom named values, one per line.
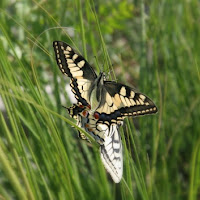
left=0, top=0, right=200, bottom=199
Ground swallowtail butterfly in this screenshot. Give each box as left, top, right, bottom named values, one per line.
left=53, top=41, right=157, bottom=183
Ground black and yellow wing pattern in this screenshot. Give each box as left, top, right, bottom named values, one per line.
left=96, top=81, right=157, bottom=124
left=53, top=41, right=97, bottom=106
left=53, top=41, right=157, bottom=183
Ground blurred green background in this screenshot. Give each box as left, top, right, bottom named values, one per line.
left=0, top=0, right=199, bottom=200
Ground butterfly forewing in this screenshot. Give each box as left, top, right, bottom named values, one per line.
left=96, top=81, right=157, bottom=124
left=53, top=41, right=97, bottom=105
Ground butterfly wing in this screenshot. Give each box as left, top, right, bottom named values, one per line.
left=53, top=41, right=97, bottom=106
left=100, top=124, right=123, bottom=183
left=80, top=114, right=123, bottom=183
left=67, top=104, right=85, bottom=119
left=96, top=81, right=158, bottom=124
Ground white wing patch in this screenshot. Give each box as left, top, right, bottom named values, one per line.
left=100, top=125, right=123, bottom=183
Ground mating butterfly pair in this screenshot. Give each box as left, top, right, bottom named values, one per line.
left=53, top=41, right=157, bottom=183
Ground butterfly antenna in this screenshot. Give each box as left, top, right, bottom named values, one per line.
left=94, top=55, right=102, bottom=73
left=97, top=54, right=106, bottom=75
left=62, top=105, right=69, bottom=110
left=110, top=63, right=117, bottom=80
left=102, top=56, right=107, bottom=74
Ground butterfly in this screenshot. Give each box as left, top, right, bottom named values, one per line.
left=53, top=41, right=157, bottom=183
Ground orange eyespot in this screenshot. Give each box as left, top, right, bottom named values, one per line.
left=79, top=104, right=84, bottom=108
left=94, top=112, right=100, bottom=119
left=82, top=110, right=88, bottom=117
left=85, top=123, right=90, bottom=128
left=88, top=128, right=93, bottom=132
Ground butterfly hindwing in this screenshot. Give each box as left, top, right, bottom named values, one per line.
left=79, top=113, right=123, bottom=183
left=96, top=81, right=157, bottom=124
left=53, top=41, right=97, bottom=105
left=100, top=124, right=123, bottom=183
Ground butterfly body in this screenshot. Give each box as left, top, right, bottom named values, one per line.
left=88, top=73, right=104, bottom=113
left=53, top=41, right=157, bottom=183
